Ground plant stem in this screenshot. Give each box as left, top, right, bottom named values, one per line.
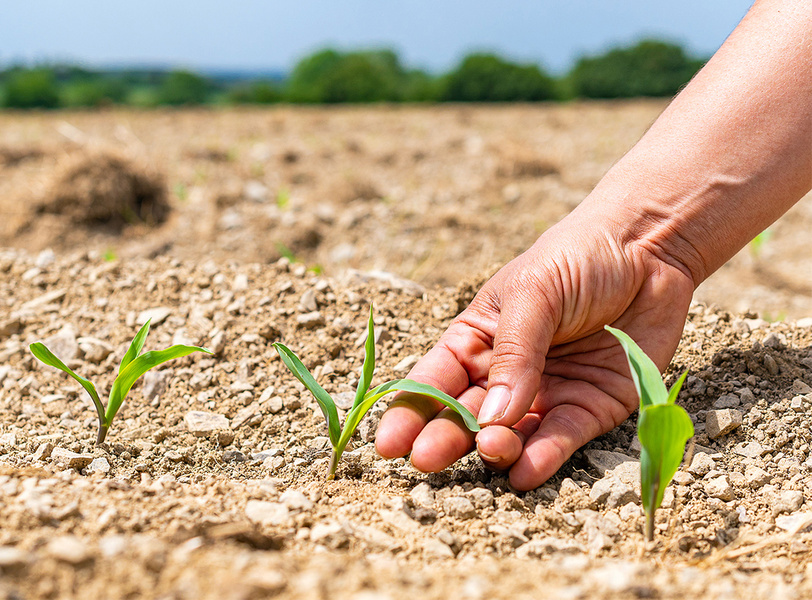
left=645, top=511, right=654, bottom=542
left=327, top=448, right=339, bottom=480
left=96, top=423, right=108, bottom=445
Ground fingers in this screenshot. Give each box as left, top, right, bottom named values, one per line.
left=477, top=267, right=559, bottom=427
left=375, top=321, right=491, bottom=459
left=475, top=413, right=540, bottom=470
left=508, top=403, right=605, bottom=491
left=410, top=386, right=486, bottom=472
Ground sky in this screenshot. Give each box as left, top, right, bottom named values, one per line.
left=1, top=1, right=755, bottom=75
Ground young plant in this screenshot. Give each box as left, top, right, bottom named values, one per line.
left=30, top=319, right=211, bottom=444
left=604, top=325, right=694, bottom=542
left=273, top=306, right=481, bottom=480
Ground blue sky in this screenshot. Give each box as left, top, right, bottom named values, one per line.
left=1, top=1, right=755, bottom=74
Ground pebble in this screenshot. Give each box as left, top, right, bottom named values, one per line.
left=33, top=442, right=54, bottom=461
left=393, top=354, right=420, bottom=375
left=142, top=370, right=172, bottom=400
left=299, top=289, right=318, bottom=312
left=515, top=537, right=584, bottom=558
left=793, top=380, right=812, bottom=395
left=223, top=450, right=247, bottom=462
left=280, top=489, right=313, bottom=512
left=245, top=500, right=289, bottom=526
left=775, top=512, right=812, bottom=533
left=137, top=307, right=172, bottom=326
left=46, top=535, right=92, bottom=564
left=309, top=521, right=349, bottom=549
left=466, top=487, right=494, bottom=510
left=333, top=392, right=355, bottom=411
left=231, top=403, right=262, bottom=428
left=409, top=482, right=435, bottom=507
left=42, top=326, right=79, bottom=362
left=704, top=475, right=734, bottom=501
left=589, top=477, right=638, bottom=508
left=733, top=441, right=766, bottom=458
left=184, top=411, right=230, bottom=436
left=687, top=452, right=716, bottom=476
left=443, top=496, right=477, bottom=519
left=296, top=311, right=325, bottom=329
left=0, top=546, right=30, bottom=568
left=706, top=409, right=742, bottom=439
left=0, top=432, right=16, bottom=448
left=86, top=457, right=111, bottom=474
left=422, top=537, right=455, bottom=558
left=713, top=394, right=740, bottom=409
left=77, top=337, right=113, bottom=364
left=50, top=448, right=93, bottom=469
left=744, top=465, right=771, bottom=488
left=791, top=396, right=805, bottom=412
left=773, top=490, right=804, bottom=516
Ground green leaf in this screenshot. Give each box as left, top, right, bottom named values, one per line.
left=665, top=370, right=689, bottom=405
left=120, top=319, right=151, bottom=374
left=335, top=378, right=481, bottom=460
left=273, top=342, right=340, bottom=446
left=638, top=403, right=694, bottom=514
left=353, top=305, right=376, bottom=410
left=604, top=325, right=667, bottom=407
left=29, top=342, right=105, bottom=424
left=107, top=345, right=211, bottom=425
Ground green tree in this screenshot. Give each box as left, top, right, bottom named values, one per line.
left=441, top=53, right=555, bottom=102
left=3, top=67, right=60, bottom=108
left=157, top=70, right=211, bottom=105
left=286, top=48, right=409, bottom=103
left=226, top=81, right=281, bottom=104
left=569, top=40, right=704, bottom=99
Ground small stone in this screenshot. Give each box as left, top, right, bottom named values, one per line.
left=466, top=487, right=494, bottom=510
left=77, top=337, right=113, bottom=364
left=333, top=392, right=355, bottom=411
left=245, top=570, right=287, bottom=595
left=231, top=404, right=261, bottom=429
left=672, top=471, right=694, bottom=486
left=142, top=369, right=172, bottom=400
left=410, top=482, right=436, bottom=507
left=51, top=448, right=93, bottom=469
left=422, top=537, right=455, bottom=558
left=137, top=307, right=172, bottom=326
left=245, top=500, right=289, bottom=526
left=705, top=409, right=742, bottom=439
left=280, top=489, right=313, bottom=512
left=589, top=478, right=638, bottom=508
left=299, top=289, right=318, bottom=312
left=744, top=465, right=770, bottom=488
left=184, top=411, right=230, bottom=436
left=443, top=496, right=477, bottom=519
left=296, top=311, right=325, bottom=329
left=42, top=326, right=79, bottom=362
left=309, top=521, right=349, bottom=549
left=619, top=503, right=642, bottom=521
left=713, top=394, right=740, bottom=409
left=763, top=333, right=784, bottom=349
left=0, top=546, right=30, bottom=568
left=793, top=380, right=812, bottom=395
left=791, top=396, right=805, bottom=412
left=393, top=354, right=420, bottom=375
left=0, top=432, right=16, bottom=448
left=223, top=450, right=246, bottom=462
left=556, top=478, right=596, bottom=512
left=733, top=441, right=766, bottom=458
left=46, top=536, right=91, bottom=564
left=209, top=330, right=226, bottom=356
left=584, top=450, right=635, bottom=475
left=86, top=457, right=111, bottom=474
left=704, top=475, right=734, bottom=501
left=775, top=512, right=812, bottom=533
left=773, top=490, right=804, bottom=516
left=687, top=452, right=716, bottom=476
left=33, top=442, right=54, bottom=461
left=764, top=354, right=779, bottom=375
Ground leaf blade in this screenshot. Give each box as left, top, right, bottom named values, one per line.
left=666, top=370, right=689, bottom=405
left=273, top=342, right=340, bottom=446
left=30, top=341, right=105, bottom=420
left=638, top=403, right=694, bottom=514
left=353, top=304, right=376, bottom=410
left=120, top=319, right=151, bottom=374
left=107, top=344, right=211, bottom=425
left=604, top=325, right=667, bottom=407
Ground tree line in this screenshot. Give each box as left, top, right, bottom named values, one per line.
left=0, top=40, right=704, bottom=109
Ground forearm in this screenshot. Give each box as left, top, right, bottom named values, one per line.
left=584, top=0, right=812, bottom=286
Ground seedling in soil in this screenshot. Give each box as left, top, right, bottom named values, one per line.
left=604, top=325, right=694, bottom=541
left=274, top=306, right=481, bottom=480
left=30, top=319, right=211, bottom=444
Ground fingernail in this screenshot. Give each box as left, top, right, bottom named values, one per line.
left=476, top=440, right=502, bottom=463
left=477, top=385, right=511, bottom=425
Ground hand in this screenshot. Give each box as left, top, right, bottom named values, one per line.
left=375, top=204, right=695, bottom=490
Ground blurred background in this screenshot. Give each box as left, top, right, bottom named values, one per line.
left=0, top=0, right=754, bottom=107
left=3, top=0, right=811, bottom=320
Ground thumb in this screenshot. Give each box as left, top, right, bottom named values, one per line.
left=477, top=281, right=558, bottom=426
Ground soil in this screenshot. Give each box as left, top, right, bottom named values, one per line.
left=1, top=104, right=811, bottom=600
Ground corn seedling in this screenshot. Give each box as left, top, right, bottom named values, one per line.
left=605, top=325, right=694, bottom=541
left=30, top=319, right=211, bottom=444
left=274, top=306, right=480, bottom=480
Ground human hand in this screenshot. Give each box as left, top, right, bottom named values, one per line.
left=375, top=204, right=695, bottom=490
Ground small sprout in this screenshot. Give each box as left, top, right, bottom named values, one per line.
left=30, top=319, right=211, bottom=444
left=274, top=305, right=480, bottom=480
left=604, top=325, right=694, bottom=542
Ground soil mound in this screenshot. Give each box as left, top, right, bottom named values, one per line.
left=37, top=151, right=169, bottom=229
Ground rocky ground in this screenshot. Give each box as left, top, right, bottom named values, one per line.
left=0, top=104, right=811, bottom=599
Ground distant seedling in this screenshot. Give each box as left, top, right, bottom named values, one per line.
left=274, top=306, right=480, bottom=480
left=605, top=325, right=694, bottom=541
left=30, top=319, right=211, bottom=444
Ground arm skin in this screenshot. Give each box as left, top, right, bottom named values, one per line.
left=375, top=0, right=812, bottom=491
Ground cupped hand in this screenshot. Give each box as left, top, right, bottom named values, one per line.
left=374, top=204, right=695, bottom=490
